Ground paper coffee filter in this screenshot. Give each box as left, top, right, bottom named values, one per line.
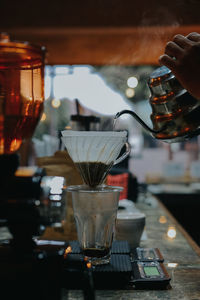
left=61, top=130, right=127, bottom=164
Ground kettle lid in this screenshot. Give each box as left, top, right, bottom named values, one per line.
left=148, top=66, right=174, bottom=87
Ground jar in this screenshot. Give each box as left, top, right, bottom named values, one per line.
left=0, top=33, right=46, bottom=154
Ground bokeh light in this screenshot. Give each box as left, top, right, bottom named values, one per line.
left=127, top=76, right=138, bottom=88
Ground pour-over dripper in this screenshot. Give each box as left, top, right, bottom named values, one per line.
left=61, top=130, right=130, bottom=187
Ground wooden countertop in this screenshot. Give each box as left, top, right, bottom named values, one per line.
left=0, top=193, right=200, bottom=299
left=64, top=194, right=200, bottom=299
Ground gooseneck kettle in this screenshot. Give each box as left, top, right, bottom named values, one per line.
left=115, top=66, right=200, bottom=143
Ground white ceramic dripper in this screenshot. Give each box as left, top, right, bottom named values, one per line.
left=61, top=130, right=130, bottom=187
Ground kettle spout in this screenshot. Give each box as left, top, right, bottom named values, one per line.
left=115, top=110, right=166, bottom=134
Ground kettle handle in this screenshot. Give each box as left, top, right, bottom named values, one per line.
left=115, top=110, right=166, bottom=134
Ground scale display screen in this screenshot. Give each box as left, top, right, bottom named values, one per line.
left=143, top=266, right=160, bottom=277
left=132, top=260, right=171, bottom=288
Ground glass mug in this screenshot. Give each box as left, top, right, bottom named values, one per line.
left=67, top=185, right=123, bottom=265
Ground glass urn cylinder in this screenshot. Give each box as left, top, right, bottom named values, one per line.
left=0, top=33, right=46, bottom=154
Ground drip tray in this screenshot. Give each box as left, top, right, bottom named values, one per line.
left=63, top=241, right=133, bottom=289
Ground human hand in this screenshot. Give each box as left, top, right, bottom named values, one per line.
left=159, top=32, right=200, bottom=100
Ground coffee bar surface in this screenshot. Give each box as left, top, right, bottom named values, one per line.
left=0, top=193, right=200, bottom=299
left=64, top=194, right=200, bottom=300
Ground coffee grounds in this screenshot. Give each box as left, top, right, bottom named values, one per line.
left=75, top=162, right=113, bottom=187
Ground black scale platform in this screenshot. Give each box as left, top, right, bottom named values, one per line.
left=63, top=241, right=133, bottom=289
left=63, top=240, right=132, bottom=289
left=63, top=240, right=171, bottom=290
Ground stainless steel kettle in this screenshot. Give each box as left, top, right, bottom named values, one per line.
left=115, top=66, right=200, bottom=143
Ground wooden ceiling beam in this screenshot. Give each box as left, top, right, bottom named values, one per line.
left=3, top=25, right=200, bottom=65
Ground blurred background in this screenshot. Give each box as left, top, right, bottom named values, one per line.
left=33, top=63, right=200, bottom=182
left=2, top=0, right=200, bottom=244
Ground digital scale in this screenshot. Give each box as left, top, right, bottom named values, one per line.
left=130, top=246, right=170, bottom=289
left=64, top=241, right=171, bottom=290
